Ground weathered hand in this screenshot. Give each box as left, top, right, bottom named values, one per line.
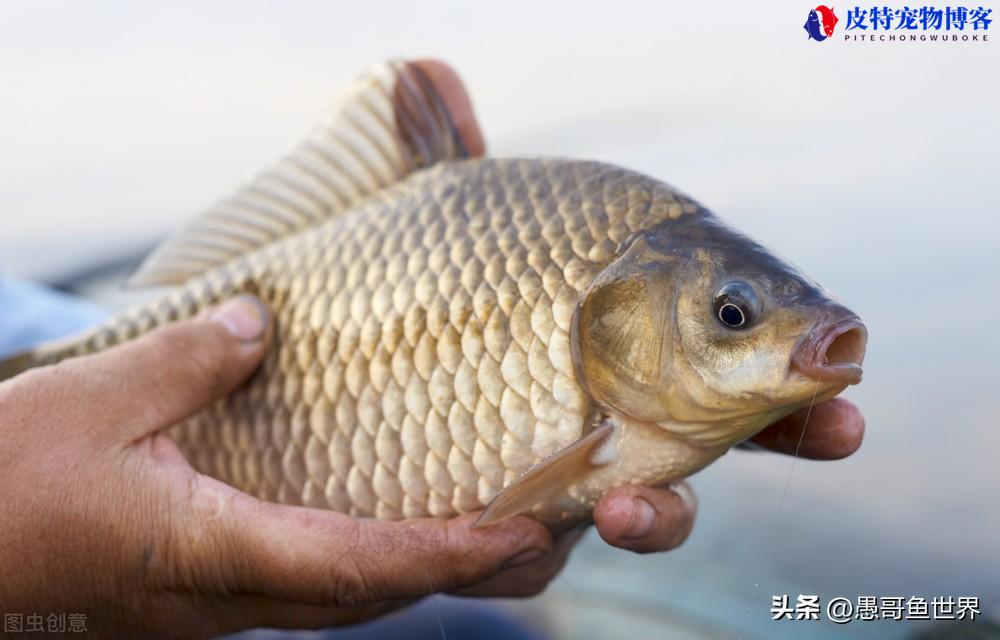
left=590, top=399, right=864, bottom=553
left=745, top=398, right=865, bottom=460
left=0, top=296, right=555, bottom=638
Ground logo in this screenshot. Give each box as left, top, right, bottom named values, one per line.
left=805, top=5, right=993, bottom=44
left=805, top=5, right=840, bottom=40
left=842, top=6, right=992, bottom=42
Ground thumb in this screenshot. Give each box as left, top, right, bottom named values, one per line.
left=59, top=294, right=270, bottom=443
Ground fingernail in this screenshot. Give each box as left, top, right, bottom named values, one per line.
left=210, top=295, right=268, bottom=342
left=501, top=547, right=545, bottom=570
left=622, top=497, right=655, bottom=540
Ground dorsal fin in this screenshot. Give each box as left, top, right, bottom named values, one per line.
left=127, top=59, right=484, bottom=288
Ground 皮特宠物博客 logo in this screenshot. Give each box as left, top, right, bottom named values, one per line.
left=804, top=5, right=840, bottom=40
left=810, top=5, right=993, bottom=43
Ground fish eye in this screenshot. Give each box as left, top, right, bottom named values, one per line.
left=718, top=303, right=746, bottom=328
left=713, top=281, right=759, bottom=330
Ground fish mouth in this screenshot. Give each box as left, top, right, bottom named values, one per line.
left=791, top=316, right=868, bottom=385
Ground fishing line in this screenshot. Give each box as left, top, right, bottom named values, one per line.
left=777, top=383, right=819, bottom=513
left=422, top=568, right=448, bottom=640
left=737, top=381, right=819, bottom=639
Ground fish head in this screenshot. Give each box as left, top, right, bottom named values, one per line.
left=572, top=212, right=867, bottom=445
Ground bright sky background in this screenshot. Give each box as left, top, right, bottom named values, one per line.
left=1, top=1, right=998, bottom=635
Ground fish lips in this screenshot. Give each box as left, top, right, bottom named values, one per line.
left=791, top=317, right=868, bottom=385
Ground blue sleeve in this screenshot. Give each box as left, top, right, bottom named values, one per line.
left=0, top=275, right=107, bottom=358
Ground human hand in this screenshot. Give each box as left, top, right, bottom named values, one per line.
left=0, top=296, right=557, bottom=638
left=590, top=399, right=864, bottom=553
left=0, top=294, right=865, bottom=637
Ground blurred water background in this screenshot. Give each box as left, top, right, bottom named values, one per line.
left=1, top=1, right=998, bottom=637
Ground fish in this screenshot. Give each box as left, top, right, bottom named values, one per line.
left=816, top=6, right=839, bottom=37
left=0, top=58, right=867, bottom=527
left=804, top=9, right=828, bottom=41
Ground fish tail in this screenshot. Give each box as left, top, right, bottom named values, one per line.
left=0, top=349, right=39, bottom=382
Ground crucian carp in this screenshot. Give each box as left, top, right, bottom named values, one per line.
left=0, top=59, right=867, bottom=527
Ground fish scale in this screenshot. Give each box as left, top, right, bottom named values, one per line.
left=41, top=158, right=696, bottom=522
left=5, top=60, right=865, bottom=528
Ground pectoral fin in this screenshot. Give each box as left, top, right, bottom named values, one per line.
left=474, top=422, right=614, bottom=528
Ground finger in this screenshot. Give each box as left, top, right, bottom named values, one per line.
left=57, top=295, right=270, bottom=443
left=181, top=477, right=552, bottom=608
left=452, top=525, right=587, bottom=598
left=749, top=398, right=864, bottom=460
left=410, top=59, right=486, bottom=157
left=593, top=482, right=696, bottom=554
